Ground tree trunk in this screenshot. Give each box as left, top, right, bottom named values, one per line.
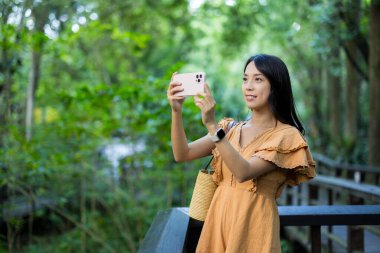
left=1, top=1, right=27, bottom=136
left=326, top=4, right=343, bottom=147
left=344, top=0, right=360, bottom=145
left=327, top=47, right=341, bottom=144
left=336, top=0, right=369, bottom=80
left=344, top=42, right=358, bottom=142
left=25, top=5, right=49, bottom=141
left=0, top=6, right=14, bottom=139
left=307, top=61, right=327, bottom=147
left=368, top=0, right=380, bottom=166
left=310, top=54, right=326, bottom=146
left=25, top=50, right=42, bottom=141
left=0, top=42, right=11, bottom=128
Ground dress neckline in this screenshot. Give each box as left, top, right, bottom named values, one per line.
left=238, top=121, right=278, bottom=150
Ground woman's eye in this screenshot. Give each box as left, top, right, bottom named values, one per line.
left=243, top=77, right=247, bottom=82
left=255, top=78, right=262, bottom=82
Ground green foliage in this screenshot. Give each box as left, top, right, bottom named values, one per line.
left=1, top=2, right=206, bottom=252
left=3, top=66, right=205, bottom=252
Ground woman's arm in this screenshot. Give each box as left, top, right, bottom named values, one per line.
left=171, top=109, right=215, bottom=162
left=168, top=76, right=215, bottom=162
left=209, top=127, right=276, bottom=182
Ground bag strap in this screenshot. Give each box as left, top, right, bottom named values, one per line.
left=204, top=157, right=213, bottom=174
left=226, top=120, right=237, bottom=133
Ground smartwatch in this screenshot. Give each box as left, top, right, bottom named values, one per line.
left=209, top=128, right=226, bottom=143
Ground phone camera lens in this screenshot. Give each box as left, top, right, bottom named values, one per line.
left=197, top=79, right=201, bottom=83
left=196, top=75, right=199, bottom=78
left=200, top=74, right=202, bottom=78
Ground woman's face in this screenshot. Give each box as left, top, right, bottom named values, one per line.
left=242, top=61, right=271, bottom=111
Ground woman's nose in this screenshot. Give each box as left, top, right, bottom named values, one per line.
left=245, top=81, right=254, bottom=91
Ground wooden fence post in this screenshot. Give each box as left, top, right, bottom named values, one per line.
left=310, top=226, right=322, bottom=253
left=327, top=188, right=333, bottom=253
left=347, top=195, right=364, bottom=253
left=308, top=185, right=318, bottom=205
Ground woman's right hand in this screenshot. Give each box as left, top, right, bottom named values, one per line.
left=167, top=73, right=185, bottom=112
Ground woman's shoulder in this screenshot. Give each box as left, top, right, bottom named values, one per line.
left=274, top=121, right=305, bottom=138
left=258, top=121, right=308, bottom=151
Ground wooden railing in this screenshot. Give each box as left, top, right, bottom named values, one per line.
left=138, top=206, right=380, bottom=253
left=313, top=153, right=380, bottom=185
left=279, top=153, right=380, bottom=252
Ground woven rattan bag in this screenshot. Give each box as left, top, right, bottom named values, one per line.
left=188, top=121, right=236, bottom=221
left=188, top=158, right=217, bottom=221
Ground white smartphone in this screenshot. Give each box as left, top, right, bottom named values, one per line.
left=172, top=72, right=206, bottom=96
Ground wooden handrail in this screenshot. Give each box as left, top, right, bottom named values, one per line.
left=313, top=153, right=380, bottom=174
left=310, top=175, right=380, bottom=201
left=138, top=208, right=189, bottom=253
left=138, top=206, right=380, bottom=253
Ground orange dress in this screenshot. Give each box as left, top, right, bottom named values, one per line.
left=195, top=118, right=316, bottom=253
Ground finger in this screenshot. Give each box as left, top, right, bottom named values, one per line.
left=204, top=83, right=212, bottom=94
left=170, top=71, right=178, bottom=81
left=196, top=94, right=213, bottom=109
left=194, top=97, right=205, bottom=107
left=196, top=92, right=213, bottom=108
left=169, top=93, right=186, bottom=100
left=194, top=99, right=204, bottom=106
left=168, top=83, right=183, bottom=95
left=170, top=95, right=185, bottom=100
left=195, top=92, right=206, bottom=98
left=194, top=101, right=205, bottom=109
left=194, top=96, right=206, bottom=106
left=169, top=91, right=186, bottom=99
left=203, top=84, right=214, bottom=100
left=169, top=81, right=182, bottom=88
left=169, top=86, right=184, bottom=96
left=194, top=96, right=204, bottom=103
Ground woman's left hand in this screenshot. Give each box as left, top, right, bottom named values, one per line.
left=194, top=83, right=218, bottom=133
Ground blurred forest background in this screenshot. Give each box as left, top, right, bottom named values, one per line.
left=1, top=0, right=379, bottom=252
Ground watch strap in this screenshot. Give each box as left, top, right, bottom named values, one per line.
left=208, top=128, right=225, bottom=143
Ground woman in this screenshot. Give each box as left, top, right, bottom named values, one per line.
left=167, top=54, right=316, bottom=253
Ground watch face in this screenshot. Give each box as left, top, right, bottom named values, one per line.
left=216, top=128, right=226, bottom=139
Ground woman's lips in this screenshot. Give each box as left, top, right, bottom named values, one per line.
left=245, top=95, right=256, bottom=102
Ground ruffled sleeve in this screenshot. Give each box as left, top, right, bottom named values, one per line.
left=211, top=118, right=235, bottom=184
left=253, top=127, right=316, bottom=186
left=216, top=117, right=235, bottom=132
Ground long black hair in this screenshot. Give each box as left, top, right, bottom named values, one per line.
left=244, top=54, right=305, bottom=135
